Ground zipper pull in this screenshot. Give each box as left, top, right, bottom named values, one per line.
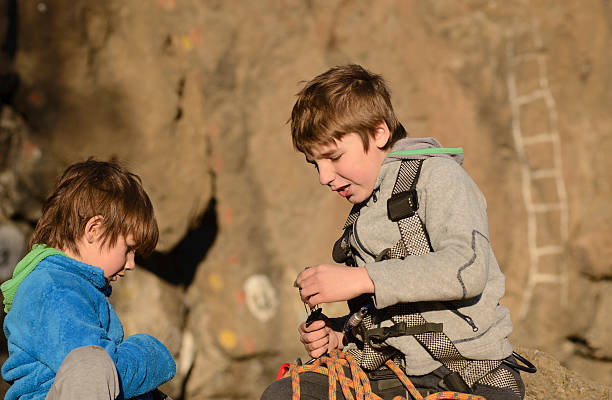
left=464, top=315, right=478, bottom=332
left=449, top=308, right=479, bottom=332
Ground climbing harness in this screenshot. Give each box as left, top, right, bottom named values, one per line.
left=331, top=158, right=533, bottom=396
left=281, top=349, right=486, bottom=400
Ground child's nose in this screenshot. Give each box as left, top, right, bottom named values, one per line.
left=317, top=163, right=335, bottom=186
left=125, top=253, right=135, bottom=270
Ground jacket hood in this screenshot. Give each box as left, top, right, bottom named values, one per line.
left=1, top=244, right=66, bottom=313
left=383, top=137, right=464, bottom=165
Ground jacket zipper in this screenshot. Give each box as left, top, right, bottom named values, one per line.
left=352, top=218, right=377, bottom=259
left=450, top=308, right=479, bottom=332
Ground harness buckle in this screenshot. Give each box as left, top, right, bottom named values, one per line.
left=332, top=229, right=354, bottom=264
left=387, top=189, right=419, bottom=222
left=375, top=248, right=391, bottom=262
left=365, top=322, right=444, bottom=348
left=443, top=371, right=472, bottom=393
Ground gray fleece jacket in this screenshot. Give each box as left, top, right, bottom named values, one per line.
left=348, top=137, right=513, bottom=375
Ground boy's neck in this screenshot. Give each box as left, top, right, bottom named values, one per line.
left=61, top=247, right=83, bottom=264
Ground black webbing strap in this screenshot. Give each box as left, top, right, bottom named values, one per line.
left=387, top=160, right=422, bottom=221
left=365, top=322, right=443, bottom=344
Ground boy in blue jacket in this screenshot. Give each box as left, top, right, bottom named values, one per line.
left=1, top=159, right=176, bottom=400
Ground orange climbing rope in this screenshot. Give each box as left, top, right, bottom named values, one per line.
left=285, top=350, right=486, bottom=400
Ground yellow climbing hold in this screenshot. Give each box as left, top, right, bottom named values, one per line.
left=208, top=272, right=223, bottom=291
left=181, top=36, right=193, bottom=51
left=219, top=329, right=237, bottom=350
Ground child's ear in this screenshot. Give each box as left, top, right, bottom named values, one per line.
left=83, top=215, right=105, bottom=244
left=373, top=121, right=391, bottom=149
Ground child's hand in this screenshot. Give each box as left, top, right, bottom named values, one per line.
left=298, top=319, right=344, bottom=358
left=296, top=264, right=374, bottom=308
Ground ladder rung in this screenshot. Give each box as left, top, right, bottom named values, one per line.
left=529, top=203, right=562, bottom=212
left=521, top=134, right=555, bottom=145
left=516, top=89, right=548, bottom=105
left=510, top=53, right=542, bottom=65
left=530, top=169, right=558, bottom=179
left=533, top=273, right=563, bottom=284
left=535, top=245, right=564, bottom=256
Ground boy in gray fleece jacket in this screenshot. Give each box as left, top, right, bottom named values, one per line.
left=261, top=65, right=527, bottom=400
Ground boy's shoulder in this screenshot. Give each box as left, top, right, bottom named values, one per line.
left=27, top=254, right=98, bottom=279
left=418, top=157, right=485, bottom=212
left=15, top=255, right=107, bottom=305
left=421, top=155, right=464, bottom=169
left=378, top=156, right=467, bottom=196
left=383, top=156, right=481, bottom=207
left=383, top=156, right=467, bottom=186
left=420, top=156, right=468, bottom=182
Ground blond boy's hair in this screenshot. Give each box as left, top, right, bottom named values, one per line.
left=290, top=64, right=407, bottom=156
left=30, top=159, right=158, bottom=257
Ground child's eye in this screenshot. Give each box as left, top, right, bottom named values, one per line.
left=306, top=159, right=319, bottom=172
left=330, top=154, right=342, bottom=161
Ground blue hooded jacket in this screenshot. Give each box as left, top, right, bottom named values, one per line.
left=2, top=253, right=176, bottom=399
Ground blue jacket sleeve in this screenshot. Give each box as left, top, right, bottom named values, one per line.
left=112, top=334, right=176, bottom=398
left=8, top=279, right=175, bottom=399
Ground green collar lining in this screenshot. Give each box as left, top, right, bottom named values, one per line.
left=388, top=147, right=464, bottom=156
left=1, top=244, right=66, bottom=313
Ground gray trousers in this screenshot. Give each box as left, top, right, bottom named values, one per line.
left=45, top=345, right=170, bottom=400
left=45, top=345, right=120, bottom=400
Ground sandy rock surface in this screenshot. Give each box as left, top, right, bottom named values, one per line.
left=1, top=0, right=611, bottom=398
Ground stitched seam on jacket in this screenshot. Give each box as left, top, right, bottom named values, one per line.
left=457, top=230, right=489, bottom=299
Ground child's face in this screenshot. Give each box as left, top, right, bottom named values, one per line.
left=84, top=233, right=137, bottom=283
left=307, top=127, right=390, bottom=204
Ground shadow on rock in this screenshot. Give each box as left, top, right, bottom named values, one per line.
left=137, top=198, right=218, bottom=288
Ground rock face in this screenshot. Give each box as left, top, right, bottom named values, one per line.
left=1, top=0, right=611, bottom=399
left=516, top=347, right=611, bottom=400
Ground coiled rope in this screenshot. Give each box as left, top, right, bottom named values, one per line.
left=286, top=350, right=485, bottom=400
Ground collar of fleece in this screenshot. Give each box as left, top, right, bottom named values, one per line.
left=1, top=244, right=65, bottom=313
left=2, top=245, right=112, bottom=313
left=383, top=137, right=464, bottom=165
left=372, top=137, right=464, bottom=192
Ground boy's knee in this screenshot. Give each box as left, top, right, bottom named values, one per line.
left=60, top=345, right=116, bottom=376
left=46, top=345, right=120, bottom=400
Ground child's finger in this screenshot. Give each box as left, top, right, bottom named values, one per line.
left=300, top=291, right=317, bottom=304
left=300, top=319, right=326, bottom=333
left=295, top=266, right=314, bottom=288
left=309, top=346, right=328, bottom=359
left=305, top=335, right=329, bottom=353
left=299, top=284, right=318, bottom=303
left=305, top=293, right=321, bottom=308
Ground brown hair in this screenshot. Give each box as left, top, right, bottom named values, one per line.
left=290, top=64, right=407, bottom=156
left=29, top=159, right=158, bottom=257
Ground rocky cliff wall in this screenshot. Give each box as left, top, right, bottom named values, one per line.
left=1, top=1, right=611, bottom=398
